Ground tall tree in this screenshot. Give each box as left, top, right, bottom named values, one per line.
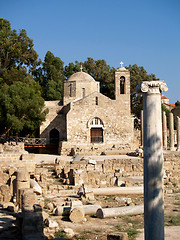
left=83, top=58, right=115, bottom=99
left=0, top=18, right=48, bottom=136
left=127, top=64, right=159, bottom=118
left=64, top=61, right=83, bottom=79
left=0, top=81, right=48, bottom=136
left=34, top=51, right=64, bottom=100
left=172, top=100, right=180, bottom=129
left=0, top=18, right=40, bottom=85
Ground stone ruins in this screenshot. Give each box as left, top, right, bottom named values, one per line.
left=0, top=66, right=180, bottom=240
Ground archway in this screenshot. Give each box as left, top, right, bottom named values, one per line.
left=49, top=128, right=59, bottom=145
left=120, top=76, right=125, bottom=94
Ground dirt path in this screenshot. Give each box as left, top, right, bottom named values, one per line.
left=136, top=226, right=180, bottom=240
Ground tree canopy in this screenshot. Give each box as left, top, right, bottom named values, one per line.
left=172, top=100, right=180, bottom=129
left=127, top=64, right=159, bottom=118
left=0, top=18, right=47, bottom=137
left=0, top=18, right=40, bottom=85
left=33, top=51, right=64, bottom=100
left=0, top=81, right=48, bottom=136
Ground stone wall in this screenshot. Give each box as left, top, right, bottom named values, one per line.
left=0, top=142, right=35, bottom=173
left=54, top=152, right=180, bottom=190
left=59, top=91, right=135, bottom=155
left=63, top=78, right=100, bottom=105
left=40, top=101, right=67, bottom=142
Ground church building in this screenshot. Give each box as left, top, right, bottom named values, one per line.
left=40, top=64, right=135, bottom=155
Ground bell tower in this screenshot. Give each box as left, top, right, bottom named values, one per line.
left=115, top=61, right=130, bottom=100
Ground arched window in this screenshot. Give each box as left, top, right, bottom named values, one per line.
left=90, top=117, right=103, bottom=127
left=89, top=117, right=104, bottom=143
left=120, top=76, right=125, bottom=94
left=49, top=128, right=59, bottom=144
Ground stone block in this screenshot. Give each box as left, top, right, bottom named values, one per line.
left=0, top=184, right=11, bottom=202
left=86, top=164, right=95, bottom=171
left=107, top=232, right=128, bottom=240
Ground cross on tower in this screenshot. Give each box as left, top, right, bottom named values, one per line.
left=80, top=64, right=83, bottom=72
left=120, top=61, right=124, bottom=67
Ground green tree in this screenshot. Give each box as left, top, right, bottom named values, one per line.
left=64, top=61, right=83, bottom=79
left=0, top=81, right=48, bottom=136
left=127, top=64, right=159, bottom=118
left=83, top=58, right=115, bottom=99
left=0, top=18, right=40, bottom=85
left=34, top=51, right=64, bottom=100
left=172, top=100, right=180, bottom=129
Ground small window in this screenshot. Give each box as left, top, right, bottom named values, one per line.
left=82, top=88, right=85, bottom=98
left=70, top=84, right=72, bottom=97
left=96, top=97, right=98, bottom=105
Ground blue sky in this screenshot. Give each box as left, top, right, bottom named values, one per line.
left=1, top=0, right=180, bottom=103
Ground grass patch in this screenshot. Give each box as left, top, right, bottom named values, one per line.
left=44, top=197, right=51, bottom=204
left=104, top=195, right=115, bottom=200
left=173, top=189, right=180, bottom=193
left=54, top=230, right=67, bottom=238
left=116, top=224, right=139, bottom=240
left=74, top=230, right=91, bottom=240
left=116, top=215, right=144, bottom=240
left=165, top=214, right=180, bottom=226
left=53, top=178, right=63, bottom=185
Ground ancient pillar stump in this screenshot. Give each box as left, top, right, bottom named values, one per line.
left=136, top=81, right=168, bottom=240
left=169, top=112, right=175, bottom=151
left=141, top=110, right=144, bottom=146
left=162, top=111, right=167, bottom=150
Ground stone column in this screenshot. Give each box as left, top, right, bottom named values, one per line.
left=141, top=110, right=144, bottom=146
left=169, top=112, right=175, bottom=151
left=162, top=111, right=167, bottom=150
left=136, top=81, right=168, bottom=240
left=177, top=116, right=180, bottom=151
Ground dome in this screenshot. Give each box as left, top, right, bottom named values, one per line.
left=67, top=71, right=95, bottom=82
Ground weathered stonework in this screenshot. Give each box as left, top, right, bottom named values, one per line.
left=0, top=143, right=35, bottom=173
left=40, top=65, right=138, bottom=155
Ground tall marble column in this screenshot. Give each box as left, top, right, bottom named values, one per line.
left=141, top=110, right=144, bottom=147
left=177, top=116, right=180, bottom=151
left=162, top=111, right=167, bottom=150
left=136, top=81, right=168, bottom=240
left=169, top=112, right=175, bottom=151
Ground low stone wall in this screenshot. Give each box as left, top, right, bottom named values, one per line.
left=55, top=151, right=180, bottom=189
left=0, top=143, right=35, bottom=173
left=163, top=151, right=180, bottom=186
left=55, top=157, right=143, bottom=188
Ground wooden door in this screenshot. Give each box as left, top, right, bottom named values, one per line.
left=91, top=128, right=103, bottom=143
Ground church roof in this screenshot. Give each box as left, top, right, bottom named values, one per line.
left=67, top=71, right=95, bottom=82
left=161, top=96, right=169, bottom=99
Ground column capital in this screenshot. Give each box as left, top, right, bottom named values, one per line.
left=136, top=81, right=168, bottom=94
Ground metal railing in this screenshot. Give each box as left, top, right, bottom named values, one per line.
left=0, top=135, right=47, bottom=146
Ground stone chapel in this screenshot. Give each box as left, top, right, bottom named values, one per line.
left=40, top=64, right=136, bottom=155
